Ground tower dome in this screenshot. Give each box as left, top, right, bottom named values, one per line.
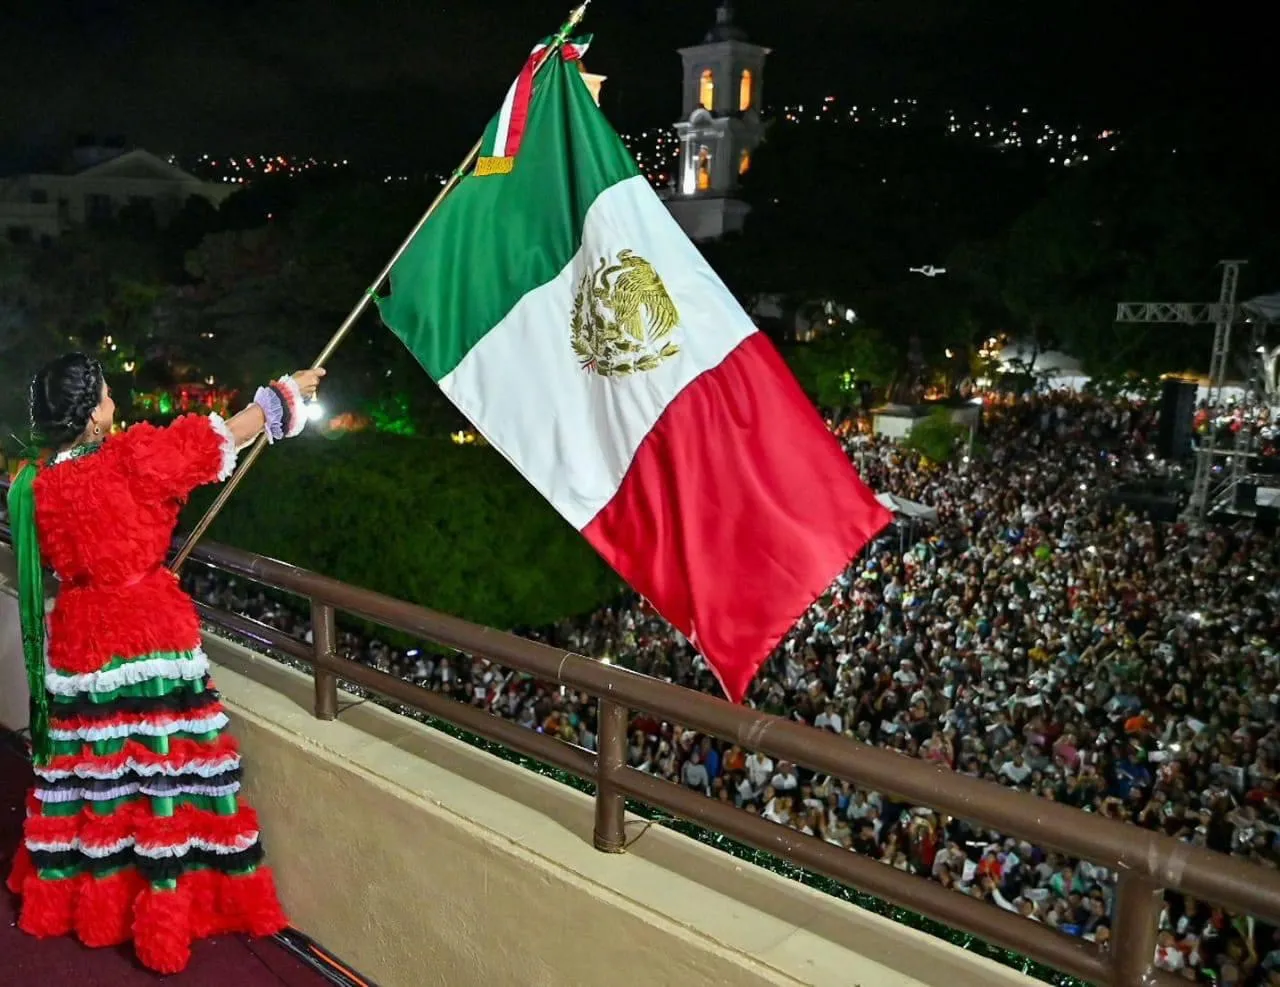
left=704, top=2, right=748, bottom=43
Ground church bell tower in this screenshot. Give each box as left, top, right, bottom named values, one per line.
left=663, top=2, right=770, bottom=241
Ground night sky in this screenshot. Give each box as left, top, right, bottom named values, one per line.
left=0, top=1, right=1263, bottom=170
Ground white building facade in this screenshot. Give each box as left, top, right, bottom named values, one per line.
left=0, top=146, right=233, bottom=243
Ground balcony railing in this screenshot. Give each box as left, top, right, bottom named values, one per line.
left=2, top=498, right=1279, bottom=987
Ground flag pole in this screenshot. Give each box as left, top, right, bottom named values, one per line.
left=169, top=0, right=593, bottom=573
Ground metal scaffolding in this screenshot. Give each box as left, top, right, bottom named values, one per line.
left=1115, top=260, right=1248, bottom=524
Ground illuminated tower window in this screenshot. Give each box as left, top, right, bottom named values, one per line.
left=739, top=69, right=753, bottom=111
left=697, top=146, right=712, bottom=190
left=699, top=69, right=715, bottom=111
left=738, top=148, right=751, bottom=175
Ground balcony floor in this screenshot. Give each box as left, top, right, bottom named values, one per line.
left=1, top=742, right=336, bottom=986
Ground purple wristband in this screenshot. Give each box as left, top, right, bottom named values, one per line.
left=253, top=386, right=285, bottom=443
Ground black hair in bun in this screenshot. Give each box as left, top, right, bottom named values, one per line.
left=29, top=353, right=105, bottom=449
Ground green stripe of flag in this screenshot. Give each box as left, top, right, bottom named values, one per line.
left=376, top=54, right=640, bottom=381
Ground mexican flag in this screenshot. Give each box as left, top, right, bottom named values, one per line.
left=377, top=41, right=890, bottom=702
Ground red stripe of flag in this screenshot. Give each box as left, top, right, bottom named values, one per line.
left=582, top=332, right=891, bottom=704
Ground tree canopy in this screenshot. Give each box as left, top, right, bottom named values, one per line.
left=0, top=224, right=168, bottom=443
left=903, top=408, right=970, bottom=464
left=181, top=433, right=621, bottom=630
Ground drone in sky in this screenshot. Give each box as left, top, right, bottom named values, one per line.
left=908, top=265, right=947, bottom=278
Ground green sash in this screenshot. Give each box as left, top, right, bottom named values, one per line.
left=7, top=464, right=51, bottom=765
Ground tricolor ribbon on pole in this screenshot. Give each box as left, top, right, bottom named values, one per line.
left=475, top=36, right=592, bottom=177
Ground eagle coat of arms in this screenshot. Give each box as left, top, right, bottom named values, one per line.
left=570, top=250, right=682, bottom=377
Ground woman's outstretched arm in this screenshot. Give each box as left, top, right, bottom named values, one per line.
left=225, top=402, right=267, bottom=447
left=226, top=369, right=325, bottom=447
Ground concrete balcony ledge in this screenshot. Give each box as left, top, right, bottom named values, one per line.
left=206, top=633, right=1039, bottom=987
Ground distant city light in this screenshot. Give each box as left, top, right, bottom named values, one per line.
left=176, top=97, right=1119, bottom=196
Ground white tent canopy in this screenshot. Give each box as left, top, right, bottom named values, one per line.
left=1244, top=293, right=1280, bottom=323
left=875, top=492, right=939, bottom=523
left=995, top=342, right=1085, bottom=376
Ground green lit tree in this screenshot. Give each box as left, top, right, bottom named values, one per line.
left=782, top=324, right=899, bottom=409
left=903, top=408, right=969, bottom=464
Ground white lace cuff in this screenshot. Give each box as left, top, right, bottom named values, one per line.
left=206, top=413, right=239, bottom=481
left=274, top=375, right=307, bottom=438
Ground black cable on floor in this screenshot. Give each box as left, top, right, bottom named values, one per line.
left=242, top=935, right=296, bottom=987
left=272, top=928, right=376, bottom=987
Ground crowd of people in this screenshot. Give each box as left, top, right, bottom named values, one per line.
left=183, top=392, right=1280, bottom=986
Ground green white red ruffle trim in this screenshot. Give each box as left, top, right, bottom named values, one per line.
left=48, top=711, right=229, bottom=743
left=23, top=806, right=260, bottom=859
left=34, top=735, right=241, bottom=783
left=33, top=776, right=241, bottom=805
left=45, top=648, right=210, bottom=696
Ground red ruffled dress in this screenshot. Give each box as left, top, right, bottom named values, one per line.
left=6, top=413, right=287, bottom=973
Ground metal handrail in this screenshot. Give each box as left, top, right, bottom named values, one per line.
left=2, top=500, right=1276, bottom=985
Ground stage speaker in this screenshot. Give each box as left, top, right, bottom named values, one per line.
left=1156, top=379, right=1197, bottom=460
left=1236, top=482, right=1259, bottom=512
left=1108, top=485, right=1182, bottom=522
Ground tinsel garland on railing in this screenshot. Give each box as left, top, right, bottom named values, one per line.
left=207, top=627, right=1088, bottom=986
